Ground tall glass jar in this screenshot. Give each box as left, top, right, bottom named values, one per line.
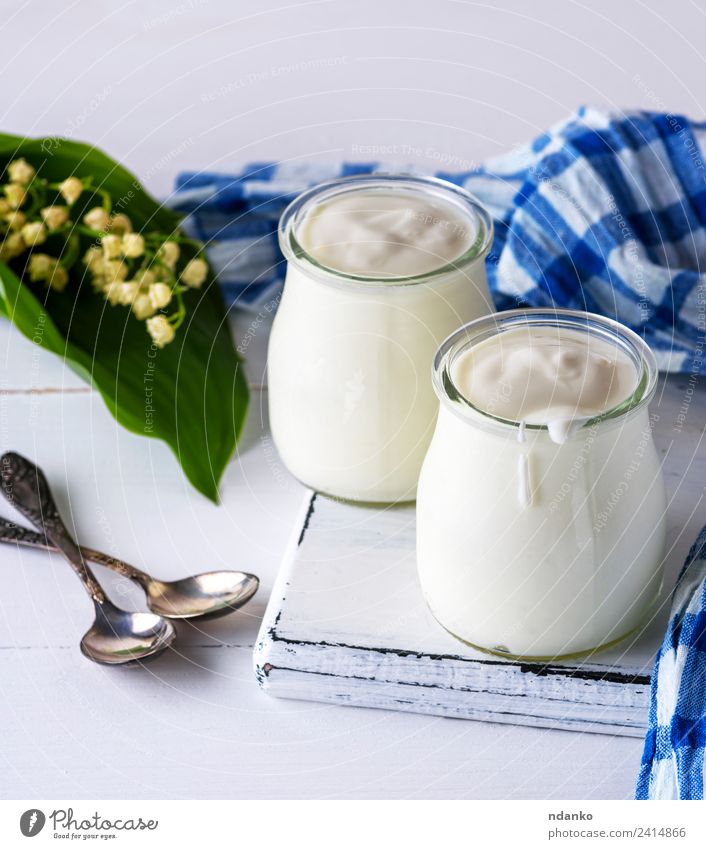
left=268, top=174, right=494, bottom=503
left=417, top=309, right=666, bottom=660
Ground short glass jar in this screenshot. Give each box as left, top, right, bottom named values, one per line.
left=268, top=174, right=494, bottom=503
left=417, top=309, right=666, bottom=660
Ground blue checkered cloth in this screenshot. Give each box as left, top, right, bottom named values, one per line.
left=636, top=525, right=706, bottom=800
left=170, top=106, right=706, bottom=375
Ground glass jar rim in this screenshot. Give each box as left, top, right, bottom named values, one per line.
left=277, top=173, right=494, bottom=287
left=432, top=308, right=659, bottom=434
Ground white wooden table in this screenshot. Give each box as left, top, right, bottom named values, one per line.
left=1, top=0, right=705, bottom=800
left=5, top=314, right=702, bottom=801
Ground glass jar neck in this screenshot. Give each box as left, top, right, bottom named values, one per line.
left=278, top=173, right=494, bottom=288
left=433, top=309, right=659, bottom=436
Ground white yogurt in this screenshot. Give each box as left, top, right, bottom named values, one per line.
left=268, top=175, right=494, bottom=503
left=417, top=310, right=666, bottom=659
left=451, top=325, right=639, bottom=435
left=297, top=190, right=474, bottom=277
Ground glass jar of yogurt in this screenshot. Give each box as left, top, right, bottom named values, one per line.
left=268, top=174, right=494, bottom=503
left=417, top=309, right=666, bottom=660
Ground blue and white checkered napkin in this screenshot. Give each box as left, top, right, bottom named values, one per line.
left=171, top=106, right=706, bottom=375
left=636, top=526, right=706, bottom=800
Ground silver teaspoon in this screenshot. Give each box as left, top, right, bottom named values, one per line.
left=0, top=516, right=259, bottom=621
left=0, top=452, right=176, bottom=665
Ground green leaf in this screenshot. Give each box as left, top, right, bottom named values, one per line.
left=0, top=134, right=248, bottom=502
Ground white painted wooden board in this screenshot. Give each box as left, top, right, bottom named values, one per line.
left=256, top=377, right=706, bottom=736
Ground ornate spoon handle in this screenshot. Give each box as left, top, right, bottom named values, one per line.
left=0, top=452, right=107, bottom=603
left=0, top=516, right=148, bottom=583
left=0, top=517, right=52, bottom=550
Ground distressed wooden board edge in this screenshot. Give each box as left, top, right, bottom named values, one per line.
left=257, top=635, right=652, bottom=706
left=254, top=489, right=316, bottom=684
left=259, top=665, right=648, bottom=738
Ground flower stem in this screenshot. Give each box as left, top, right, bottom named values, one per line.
left=169, top=288, right=187, bottom=330
left=60, top=232, right=81, bottom=269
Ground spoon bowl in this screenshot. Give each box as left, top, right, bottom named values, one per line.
left=0, top=451, right=179, bottom=667
left=81, top=601, right=177, bottom=665
left=144, top=571, right=259, bottom=620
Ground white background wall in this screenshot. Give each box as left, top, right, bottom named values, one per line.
left=3, top=0, right=704, bottom=196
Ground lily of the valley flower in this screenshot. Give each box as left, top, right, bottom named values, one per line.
left=28, top=253, right=68, bottom=291
left=135, top=269, right=156, bottom=288
left=0, top=232, right=26, bottom=260
left=102, top=259, right=128, bottom=283
left=4, top=210, right=26, bottom=231
left=41, top=205, right=70, bottom=230
left=4, top=183, right=26, bottom=209
left=158, top=241, right=180, bottom=269
left=116, top=280, right=140, bottom=306
left=83, top=246, right=104, bottom=273
left=7, top=159, right=35, bottom=185
left=146, top=314, right=175, bottom=348
left=28, top=253, right=55, bottom=281
left=49, top=266, right=69, bottom=292
left=132, top=291, right=156, bottom=320
left=148, top=282, right=172, bottom=310
left=101, top=234, right=122, bottom=259
left=109, top=213, right=132, bottom=234
left=180, top=257, right=208, bottom=288
left=121, top=233, right=145, bottom=258
left=103, top=280, right=123, bottom=305
left=20, top=221, right=47, bottom=246
left=83, top=206, right=111, bottom=231
left=0, top=160, right=207, bottom=348
left=59, top=176, right=84, bottom=205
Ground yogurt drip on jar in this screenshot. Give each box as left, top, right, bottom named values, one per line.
left=451, top=325, right=639, bottom=506
left=516, top=419, right=532, bottom=508
left=296, top=190, right=474, bottom=277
